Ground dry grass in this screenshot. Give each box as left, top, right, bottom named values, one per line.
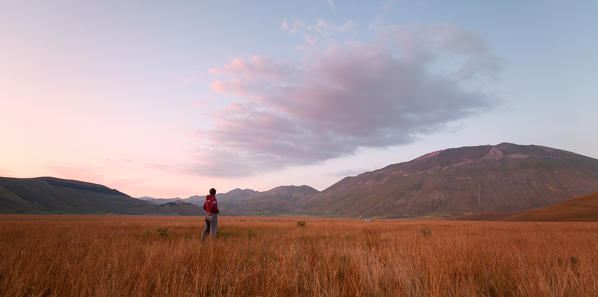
left=1, top=215, right=597, bottom=297
left=505, top=191, right=598, bottom=222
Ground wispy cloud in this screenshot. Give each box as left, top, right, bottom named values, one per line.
left=281, top=19, right=357, bottom=53
left=327, top=0, right=335, bottom=9
left=193, top=24, right=501, bottom=176
left=281, top=19, right=355, bottom=37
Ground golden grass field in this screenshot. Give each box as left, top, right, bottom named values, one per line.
left=1, top=215, right=597, bottom=297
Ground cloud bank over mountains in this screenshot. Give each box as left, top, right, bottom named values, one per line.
left=193, top=23, right=502, bottom=177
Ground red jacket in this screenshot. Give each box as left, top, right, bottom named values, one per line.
left=203, top=195, right=219, bottom=214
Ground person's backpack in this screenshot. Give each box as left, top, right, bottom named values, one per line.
left=203, top=196, right=219, bottom=214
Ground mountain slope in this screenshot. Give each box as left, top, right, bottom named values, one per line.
left=504, top=191, right=598, bottom=221
left=139, top=189, right=259, bottom=207
left=217, top=188, right=259, bottom=201
left=145, top=186, right=317, bottom=216
left=154, top=201, right=205, bottom=216
left=219, top=185, right=319, bottom=216
left=306, top=143, right=598, bottom=218
left=0, top=177, right=203, bottom=215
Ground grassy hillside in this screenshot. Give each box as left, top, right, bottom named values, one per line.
left=0, top=177, right=203, bottom=215
left=504, top=191, right=598, bottom=221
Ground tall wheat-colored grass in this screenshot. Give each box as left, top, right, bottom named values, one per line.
left=1, top=215, right=596, bottom=297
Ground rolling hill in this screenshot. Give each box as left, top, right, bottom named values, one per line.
left=153, top=201, right=205, bottom=216
left=139, top=196, right=184, bottom=204
left=503, top=191, right=598, bottom=221
left=216, top=188, right=259, bottom=201
left=0, top=177, right=203, bottom=215
left=219, top=185, right=319, bottom=216
left=141, top=186, right=317, bottom=216
left=304, top=143, right=598, bottom=218
left=139, top=189, right=258, bottom=205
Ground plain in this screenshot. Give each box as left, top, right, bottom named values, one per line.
left=1, top=215, right=597, bottom=297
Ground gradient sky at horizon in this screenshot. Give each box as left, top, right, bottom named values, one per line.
left=1, top=0, right=597, bottom=197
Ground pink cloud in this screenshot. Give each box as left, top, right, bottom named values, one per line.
left=211, top=55, right=287, bottom=80
left=211, top=80, right=228, bottom=94
left=305, top=35, right=318, bottom=45
left=281, top=20, right=290, bottom=31
left=193, top=24, right=501, bottom=176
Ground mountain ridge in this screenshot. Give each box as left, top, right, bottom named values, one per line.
left=304, top=142, right=598, bottom=218
left=0, top=177, right=203, bottom=215
left=3, top=142, right=598, bottom=218
left=218, top=185, right=319, bottom=216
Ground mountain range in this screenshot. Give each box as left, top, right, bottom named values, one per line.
left=141, top=186, right=318, bottom=216
left=219, top=185, right=319, bottom=216
left=2, top=143, right=598, bottom=219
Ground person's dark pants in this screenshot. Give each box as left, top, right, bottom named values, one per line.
left=202, top=214, right=218, bottom=242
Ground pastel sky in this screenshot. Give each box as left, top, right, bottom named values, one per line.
left=1, top=1, right=597, bottom=198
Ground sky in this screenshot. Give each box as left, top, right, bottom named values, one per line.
left=1, top=0, right=597, bottom=198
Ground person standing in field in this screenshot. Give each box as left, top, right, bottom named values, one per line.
left=202, top=188, right=219, bottom=242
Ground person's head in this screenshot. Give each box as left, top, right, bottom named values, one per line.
left=209, top=188, right=216, bottom=196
